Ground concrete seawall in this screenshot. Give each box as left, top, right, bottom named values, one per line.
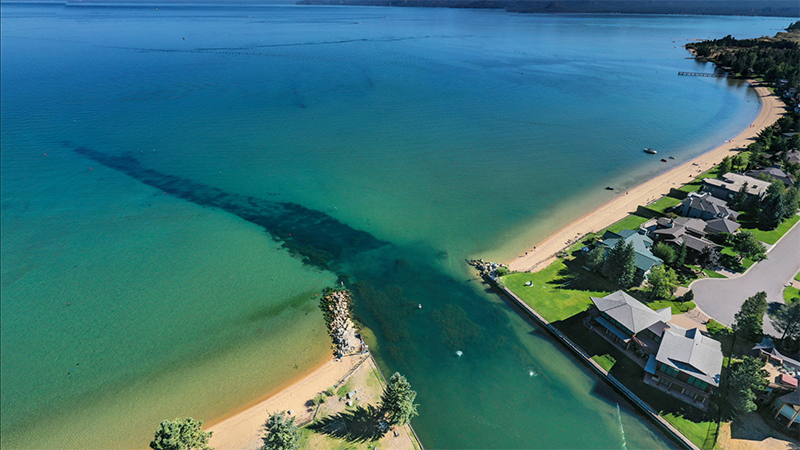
left=485, top=275, right=702, bottom=450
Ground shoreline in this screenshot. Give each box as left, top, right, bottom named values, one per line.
left=509, top=80, right=788, bottom=273
left=206, top=354, right=365, bottom=450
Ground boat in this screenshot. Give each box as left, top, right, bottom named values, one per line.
left=644, top=148, right=657, bottom=154
left=605, top=186, right=614, bottom=191
left=661, top=158, right=668, bottom=162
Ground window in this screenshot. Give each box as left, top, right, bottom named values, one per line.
left=658, top=363, right=679, bottom=378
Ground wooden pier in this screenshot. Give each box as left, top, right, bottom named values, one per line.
left=678, top=71, right=727, bottom=77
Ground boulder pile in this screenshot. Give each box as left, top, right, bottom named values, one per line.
left=321, top=289, right=359, bottom=357
left=467, top=259, right=508, bottom=277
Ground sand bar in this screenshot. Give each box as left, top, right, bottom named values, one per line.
left=509, top=81, right=787, bottom=273
left=207, top=355, right=366, bottom=450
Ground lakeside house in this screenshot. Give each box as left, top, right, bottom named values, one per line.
left=703, top=217, right=741, bottom=235
left=676, top=192, right=739, bottom=222
left=599, top=230, right=663, bottom=282
left=752, top=341, right=800, bottom=432
left=702, top=173, right=771, bottom=202
left=588, top=291, right=724, bottom=410
left=643, top=327, right=723, bottom=410
left=589, top=291, right=672, bottom=360
left=745, top=167, right=796, bottom=187
left=786, top=150, right=800, bottom=165
left=650, top=217, right=720, bottom=258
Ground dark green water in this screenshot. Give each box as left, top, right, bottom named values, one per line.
left=1, top=3, right=781, bottom=448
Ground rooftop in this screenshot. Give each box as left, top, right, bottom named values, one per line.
left=591, top=290, right=671, bottom=335
left=656, top=327, right=723, bottom=387
left=703, top=173, right=771, bottom=197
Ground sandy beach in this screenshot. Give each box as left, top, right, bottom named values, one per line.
left=509, top=81, right=788, bottom=273
left=207, top=355, right=364, bottom=450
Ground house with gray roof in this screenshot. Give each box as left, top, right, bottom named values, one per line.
left=746, top=167, right=795, bottom=187
left=600, top=230, right=663, bottom=282
left=676, top=192, right=739, bottom=222
left=644, top=327, right=723, bottom=410
left=704, top=217, right=740, bottom=235
left=589, top=290, right=671, bottom=359
left=702, top=173, right=771, bottom=202
left=787, top=150, right=800, bottom=165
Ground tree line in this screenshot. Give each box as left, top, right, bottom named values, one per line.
left=686, top=21, right=800, bottom=86
left=148, top=371, right=418, bottom=450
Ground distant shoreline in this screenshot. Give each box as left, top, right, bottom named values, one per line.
left=509, top=79, right=787, bottom=273
left=296, top=0, right=800, bottom=18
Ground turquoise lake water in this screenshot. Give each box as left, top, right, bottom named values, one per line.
left=0, top=3, right=786, bottom=448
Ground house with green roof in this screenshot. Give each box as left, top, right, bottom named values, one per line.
left=600, top=229, right=663, bottom=283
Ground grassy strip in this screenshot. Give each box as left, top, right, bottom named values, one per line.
left=677, top=169, right=717, bottom=194
left=795, top=271, right=800, bottom=282
left=605, top=215, right=649, bottom=234
left=645, top=299, right=697, bottom=315
left=590, top=354, right=616, bottom=372
left=503, top=262, right=614, bottom=323
left=703, top=269, right=726, bottom=279
left=661, top=413, right=719, bottom=450
left=740, top=214, right=800, bottom=245
left=721, top=247, right=755, bottom=272
left=784, top=286, right=800, bottom=303
left=647, top=196, right=682, bottom=214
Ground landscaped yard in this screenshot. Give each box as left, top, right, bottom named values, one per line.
left=662, top=412, right=719, bottom=450
left=720, top=246, right=755, bottom=272
left=590, top=354, right=616, bottom=372
left=677, top=169, right=717, bottom=194
left=740, top=214, right=800, bottom=245
left=785, top=285, right=800, bottom=303
left=604, top=214, right=649, bottom=234
left=503, top=259, right=615, bottom=323
left=643, top=298, right=697, bottom=315
left=646, top=195, right=682, bottom=214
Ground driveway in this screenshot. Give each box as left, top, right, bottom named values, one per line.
left=692, top=219, right=800, bottom=337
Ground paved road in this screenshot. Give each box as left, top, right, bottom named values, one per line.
left=692, top=218, right=800, bottom=337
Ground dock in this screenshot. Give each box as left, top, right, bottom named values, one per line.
left=678, top=71, right=727, bottom=77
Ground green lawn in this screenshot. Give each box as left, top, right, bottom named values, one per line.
left=740, top=214, right=800, bottom=245
left=784, top=286, right=800, bottom=303
left=645, top=298, right=697, bottom=315
left=678, top=168, right=717, bottom=194
left=703, top=269, right=726, bottom=279
left=795, top=272, right=800, bottom=282
left=590, top=354, right=616, bottom=372
left=604, top=215, right=649, bottom=234
left=647, top=196, right=682, bottom=214
left=720, top=246, right=755, bottom=272
left=503, top=261, right=614, bottom=323
left=662, top=413, right=719, bottom=450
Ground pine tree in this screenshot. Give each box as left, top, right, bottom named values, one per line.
left=262, top=412, right=300, bottom=450
left=603, top=240, right=636, bottom=288
left=733, top=292, right=768, bottom=342
left=381, top=372, right=419, bottom=426
left=150, top=418, right=213, bottom=450
left=769, top=300, right=800, bottom=343
left=726, top=357, right=768, bottom=414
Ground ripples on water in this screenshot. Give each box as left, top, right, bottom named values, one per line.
left=1, top=3, right=778, bottom=448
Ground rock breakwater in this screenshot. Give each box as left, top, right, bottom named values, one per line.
left=320, top=289, right=360, bottom=357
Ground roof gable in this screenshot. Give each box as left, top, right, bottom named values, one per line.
left=656, top=328, right=723, bottom=386
left=591, top=291, right=671, bottom=334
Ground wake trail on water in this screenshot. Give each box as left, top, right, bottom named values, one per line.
left=616, top=403, right=628, bottom=450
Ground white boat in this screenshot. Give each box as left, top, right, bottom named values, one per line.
left=644, top=148, right=657, bottom=154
